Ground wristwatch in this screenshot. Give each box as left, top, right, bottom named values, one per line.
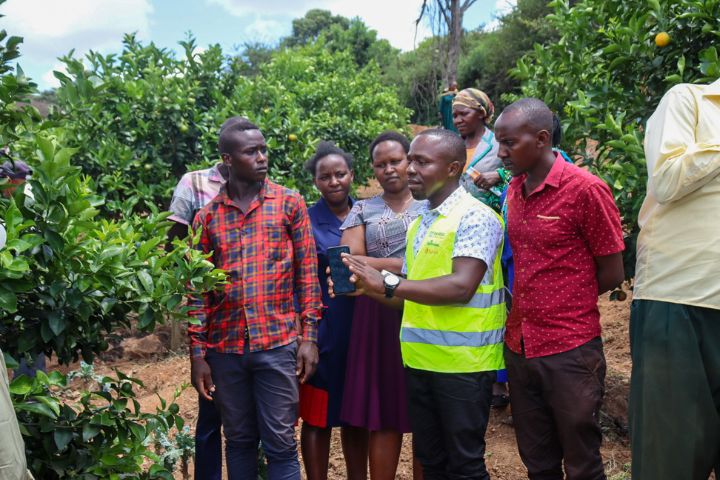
left=381, top=270, right=401, bottom=298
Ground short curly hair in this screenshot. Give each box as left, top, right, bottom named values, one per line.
left=217, top=117, right=260, bottom=154
left=368, top=131, right=411, bottom=160
left=304, top=141, right=354, bottom=176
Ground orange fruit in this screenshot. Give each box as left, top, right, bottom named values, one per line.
left=288, top=134, right=298, bottom=142
left=655, top=32, right=670, bottom=47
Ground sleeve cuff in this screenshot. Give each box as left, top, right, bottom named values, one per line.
left=168, top=214, right=190, bottom=225
left=191, top=344, right=206, bottom=359
left=301, top=320, right=319, bottom=343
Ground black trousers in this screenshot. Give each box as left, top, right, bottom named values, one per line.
left=405, top=367, right=494, bottom=480
left=505, top=338, right=606, bottom=480
left=629, top=299, right=720, bottom=480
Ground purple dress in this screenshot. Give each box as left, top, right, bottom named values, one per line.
left=339, top=196, right=423, bottom=432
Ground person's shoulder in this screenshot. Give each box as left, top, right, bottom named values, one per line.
left=179, top=166, right=213, bottom=182
left=563, top=163, right=608, bottom=188
left=459, top=193, right=502, bottom=226
left=194, top=199, right=219, bottom=226
left=561, top=164, right=616, bottom=205
left=268, top=181, right=302, bottom=200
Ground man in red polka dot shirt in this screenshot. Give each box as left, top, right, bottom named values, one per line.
left=495, top=98, right=625, bottom=480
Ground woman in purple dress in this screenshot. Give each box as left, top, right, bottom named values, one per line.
left=339, top=131, right=423, bottom=479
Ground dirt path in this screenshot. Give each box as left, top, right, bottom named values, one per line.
left=79, top=295, right=633, bottom=479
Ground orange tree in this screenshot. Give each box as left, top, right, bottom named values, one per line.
left=50, top=38, right=409, bottom=214
left=511, top=0, right=720, bottom=278
left=1, top=15, right=225, bottom=477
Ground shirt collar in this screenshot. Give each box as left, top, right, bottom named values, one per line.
left=542, top=152, right=567, bottom=189
left=315, top=196, right=354, bottom=225
left=213, top=179, right=275, bottom=206
left=705, top=78, right=720, bottom=97
left=208, top=163, right=228, bottom=183
left=421, top=185, right=467, bottom=218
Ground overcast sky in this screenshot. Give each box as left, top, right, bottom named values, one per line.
left=1, top=0, right=516, bottom=90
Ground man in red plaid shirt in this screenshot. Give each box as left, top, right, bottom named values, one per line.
left=188, top=117, right=322, bottom=479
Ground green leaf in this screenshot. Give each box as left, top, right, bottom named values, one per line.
left=9, top=375, right=33, bottom=395
left=3, top=352, right=19, bottom=370
left=54, top=429, right=73, bottom=451
left=48, top=311, right=66, bottom=335
left=128, top=423, right=146, bottom=440
left=138, top=305, right=155, bottom=329
left=36, top=136, right=55, bottom=163
left=14, top=401, right=58, bottom=419
left=82, top=423, right=101, bottom=442
left=100, top=454, right=119, bottom=466
left=137, top=270, right=154, bottom=294
left=0, top=286, right=18, bottom=313
left=166, top=294, right=182, bottom=311
left=33, top=394, right=61, bottom=416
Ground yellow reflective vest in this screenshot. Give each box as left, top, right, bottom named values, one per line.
left=401, top=194, right=506, bottom=373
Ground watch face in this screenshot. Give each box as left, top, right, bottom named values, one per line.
left=385, top=273, right=400, bottom=287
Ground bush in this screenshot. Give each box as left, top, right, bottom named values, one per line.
left=51, top=37, right=410, bottom=211
left=512, top=0, right=720, bottom=278
left=10, top=367, right=187, bottom=479
left=0, top=133, right=226, bottom=364
left=225, top=43, right=411, bottom=197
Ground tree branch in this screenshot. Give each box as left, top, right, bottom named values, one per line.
left=460, top=0, right=478, bottom=12
left=437, top=0, right=451, bottom=29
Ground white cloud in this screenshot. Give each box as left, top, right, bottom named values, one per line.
left=327, top=0, right=431, bottom=51
left=207, top=0, right=332, bottom=17
left=483, top=0, right=516, bottom=31
left=495, top=0, right=516, bottom=16
left=41, top=63, right=69, bottom=89
left=244, top=16, right=286, bottom=43
left=1, top=0, right=153, bottom=60
left=207, top=0, right=432, bottom=51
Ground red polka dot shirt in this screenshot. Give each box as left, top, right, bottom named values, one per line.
left=505, top=154, right=624, bottom=358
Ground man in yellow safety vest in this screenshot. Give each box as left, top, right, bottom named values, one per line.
left=335, top=128, right=506, bottom=479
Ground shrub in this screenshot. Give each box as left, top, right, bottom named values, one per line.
left=512, top=0, right=720, bottom=278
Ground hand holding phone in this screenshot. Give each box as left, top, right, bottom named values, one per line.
left=327, top=245, right=356, bottom=295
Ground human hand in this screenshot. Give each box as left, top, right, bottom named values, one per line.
left=296, top=340, right=319, bottom=384
left=191, top=357, right=215, bottom=401
left=342, top=253, right=384, bottom=296
left=326, top=264, right=364, bottom=298
left=473, top=171, right=501, bottom=190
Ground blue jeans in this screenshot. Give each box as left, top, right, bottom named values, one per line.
left=195, top=394, right=222, bottom=480
left=206, top=343, right=300, bottom=480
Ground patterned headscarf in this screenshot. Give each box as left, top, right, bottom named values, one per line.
left=452, top=88, right=495, bottom=124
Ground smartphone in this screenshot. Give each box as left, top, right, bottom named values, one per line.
left=327, top=245, right=356, bottom=295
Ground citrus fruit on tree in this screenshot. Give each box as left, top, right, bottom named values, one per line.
left=655, top=32, right=670, bottom=47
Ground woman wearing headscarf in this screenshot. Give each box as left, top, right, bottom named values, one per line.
left=452, top=88, right=509, bottom=211
left=453, top=88, right=511, bottom=407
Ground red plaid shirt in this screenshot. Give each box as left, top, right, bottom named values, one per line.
left=188, top=180, right=322, bottom=358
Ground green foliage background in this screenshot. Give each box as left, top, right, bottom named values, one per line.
left=512, top=0, right=720, bottom=277
left=3, top=0, right=720, bottom=476
left=49, top=36, right=409, bottom=213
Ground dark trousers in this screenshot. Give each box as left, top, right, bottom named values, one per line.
left=194, top=394, right=222, bottom=480
left=405, top=367, right=494, bottom=480
left=505, top=338, right=606, bottom=480
left=629, top=299, right=720, bottom=480
left=206, top=344, right=300, bottom=480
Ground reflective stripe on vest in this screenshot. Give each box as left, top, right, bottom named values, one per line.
left=463, top=288, right=505, bottom=309
left=401, top=190, right=506, bottom=373
left=401, top=326, right=506, bottom=347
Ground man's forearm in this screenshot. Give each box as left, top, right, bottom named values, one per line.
left=394, top=274, right=477, bottom=306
